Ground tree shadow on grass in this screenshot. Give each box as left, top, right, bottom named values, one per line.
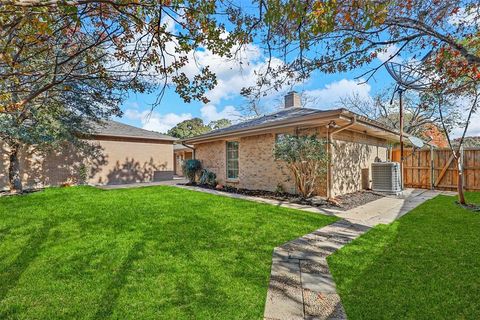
left=93, top=237, right=146, bottom=319
left=0, top=221, right=53, bottom=303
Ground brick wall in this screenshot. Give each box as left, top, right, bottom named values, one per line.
left=195, top=140, right=227, bottom=184
left=331, top=130, right=388, bottom=196
left=193, top=127, right=389, bottom=197
left=238, top=133, right=296, bottom=193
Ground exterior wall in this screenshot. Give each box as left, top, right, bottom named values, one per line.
left=193, top=126, right=389, bottom=197
left=88, top=138, right=173, bottom=185
left=238, top=133, right=296, bottom=193
left=331, top=130, right=388, bottom=196
left=174, top=149, right=192, bottom=176
left=195, top=140, right=227, bottom=184
left=0, top=138, right=174, bottom=190
left=195, top=133, right=297, bottom=194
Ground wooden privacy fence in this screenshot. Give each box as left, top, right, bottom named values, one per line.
left=391, top=148, right=480, bottom=191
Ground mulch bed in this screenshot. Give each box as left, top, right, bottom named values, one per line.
left=0, top=188, right=43, bottom=197
left=188, top=183, right=384, bottom=211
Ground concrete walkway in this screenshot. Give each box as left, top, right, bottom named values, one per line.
left=178, top=185, right=455, bottom=319
left=264, top=189, right=455, bottom=320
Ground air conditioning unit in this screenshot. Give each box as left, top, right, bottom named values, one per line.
left=371, top=162, right=402, bottom=194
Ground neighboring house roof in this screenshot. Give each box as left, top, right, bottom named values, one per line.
left=174, top=144, right=193, bottom=151
left=91, top=120, right=177, bottom=141
left=183, top=107, right=403, bottom=144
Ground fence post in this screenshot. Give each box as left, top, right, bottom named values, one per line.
left=430, top=145, right=435, bottom=190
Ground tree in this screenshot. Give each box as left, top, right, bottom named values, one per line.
left=208, top=118, right=232, bottom=130
left=248, top=0, right=479, bottom=89
left=436, top=87, right=479, bottom=205
left=167, top=118, right=232, bottom=138
left=273, top=134, right=328, bottom=198
left=0, top=1, right=249, bottom=191
left=248, top=0, right=480, bottom=205
left=337, top=89, right=451, bottom=146
left=167, top=118, right=211, bottom=139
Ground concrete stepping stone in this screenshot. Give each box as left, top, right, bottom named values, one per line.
left=264, top=259, right=304, bottom=320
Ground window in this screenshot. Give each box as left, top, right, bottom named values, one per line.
left=226, top=141, right=239, bottom=179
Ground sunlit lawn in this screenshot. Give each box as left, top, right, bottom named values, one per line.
left=328, top=192, right=480, bottom=319
left=0, top=186, right=336, bottom=319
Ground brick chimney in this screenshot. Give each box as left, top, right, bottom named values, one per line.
left=284, top=91, right=301, bottom=108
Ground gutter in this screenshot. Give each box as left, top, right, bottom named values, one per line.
left=181, top=142, right=196, bottom=158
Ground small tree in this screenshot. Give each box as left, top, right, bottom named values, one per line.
left=182, top=159, right=202, bottom=184
left=273, top=135, right=329, bottom=198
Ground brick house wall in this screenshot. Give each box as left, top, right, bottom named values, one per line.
left=330, top=131, right=388, bottom=196
left=193, top=127, right=389, bottom=197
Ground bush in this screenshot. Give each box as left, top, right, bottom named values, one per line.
left=199, top=169, right=217, bottom=187
left=182, top=159, right=202, bottom=183
left=274, top=134, right=328, bottom=198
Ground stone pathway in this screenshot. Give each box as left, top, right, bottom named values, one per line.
left=263, top=189, right=456, bottom=320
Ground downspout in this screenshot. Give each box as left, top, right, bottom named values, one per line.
left=181, top=142, right=196, bottom=159
left=326, top=116, right=357, bottom=200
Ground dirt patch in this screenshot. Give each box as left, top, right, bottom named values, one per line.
left=189, top=184, right=384, bottom=211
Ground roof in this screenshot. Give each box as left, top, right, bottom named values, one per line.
left=183, top=107, right=401, bottom=144
left=174, top=144, right=193, bottom=151
left=91, top=120, right=177, bottom=141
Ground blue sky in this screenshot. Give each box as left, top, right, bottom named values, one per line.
left=114, top=16, right=479, bottom=138
left=117, top=55, right=397, bottom=132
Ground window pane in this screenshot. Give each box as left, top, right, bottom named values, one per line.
left=226, top=142, right=239, bottom=179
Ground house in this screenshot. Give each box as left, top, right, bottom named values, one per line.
left=0, top=120, right=177, bottom=190
left=183, top=92, right=404, bottom=198
left=173, top=144, right=193, bottom=176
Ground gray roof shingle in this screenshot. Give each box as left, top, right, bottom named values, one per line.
left=208, top=108, right=330, bottom=135
left=91, top=120, right=177, bottom=141
left=183, top=107, right=400, bottom=142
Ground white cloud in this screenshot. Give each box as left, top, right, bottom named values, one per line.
left=125, top=109, right=192, bottom=133
left=303, top=79, right=372, bottom=109
left=200, top=104, right=241, bottom=123
left=377, top=45, right=403, bottom=63
left=448, top=6, right=479, bottom=27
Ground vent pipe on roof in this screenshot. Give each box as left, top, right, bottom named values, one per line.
left=284, top=91, right=301, bottom=108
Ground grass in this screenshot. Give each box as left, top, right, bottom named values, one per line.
left=328, top=192, right=480, bottom=320
left=0, top=186, right=336, bottom=319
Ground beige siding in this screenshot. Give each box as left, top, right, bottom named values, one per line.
left=0, top=138, right=174, bottom=190
left=88, top=139, right=173, bottom=185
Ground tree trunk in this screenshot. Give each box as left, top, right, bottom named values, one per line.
left=456, top=157, right=466, bottom=205
left=8, top=143, right=23, bottom=192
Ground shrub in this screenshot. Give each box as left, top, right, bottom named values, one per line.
left=199, top=169, right=217, bottom=187
left=273, top=134, right=328, bottom=198
left=182, top=159, right=202, bottom=183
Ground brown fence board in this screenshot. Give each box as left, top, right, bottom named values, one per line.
left=391, top=147, right=480, bottom=191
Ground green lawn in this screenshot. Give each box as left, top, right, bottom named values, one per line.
left=328, top=192, right=480, bottom=320
left=0, top=186, right=336, bottom=319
